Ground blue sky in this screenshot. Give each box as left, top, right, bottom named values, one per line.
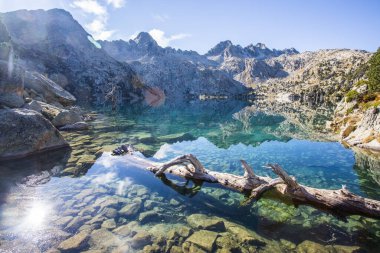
left=0, top=0, right=379, bottom=53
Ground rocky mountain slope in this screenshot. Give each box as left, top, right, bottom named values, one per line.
left=204, top=40, right=371, bottom=103
left=100, top=33, right=248, bottom=99
left=1, top=9, right=143, bottom=105
left=331, top=82, right=380, bottom=151
left=252, top=50, right=371, bottom=102
left=101, top=33, right=371, bottom=106
left=205, top=40, right=298, bottom=78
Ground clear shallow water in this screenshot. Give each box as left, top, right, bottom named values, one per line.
left=0, top=100, right=380, bottom=252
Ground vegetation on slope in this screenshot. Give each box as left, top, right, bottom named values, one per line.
left=367, top=48, right=380, bottom=92
left=344, top=48, right=380, bottom=109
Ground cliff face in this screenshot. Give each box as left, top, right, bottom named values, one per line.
left=1, top=9, right=143, bottom=105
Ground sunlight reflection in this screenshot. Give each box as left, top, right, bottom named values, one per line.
left=21, top=201, right=52, bottom=231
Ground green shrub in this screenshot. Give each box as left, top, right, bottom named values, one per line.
left=354, top=80, right=370, bottom=87
left=345, top=90, right=359, bottom=102
left=367, top=48, right=380, bottom=92
left=345, top=106, right=354, bottom=115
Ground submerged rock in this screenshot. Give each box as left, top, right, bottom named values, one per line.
left=130, top=231, right=152, bottom=249
left=187, top=214, right=226, bottom=232
left=183, top=230, right=219, bottom=252
left=142, top=244, right=161, bottom=253
left=55, top=216, right=74, bottom=227
left=58, top=231, right=89, bottom=252
left=88, top=228, right=122, bottom=251
left=113, top=221, right=140, bottom=237
left=138, top=210, right=160, bottom=224
left=168, top=225, right=192, bottom=240
left=100, top=207, right=118, bottom=219
left=0, top=108, right=68, bottom=159
left=101, top=219, right=117, bottom=230
left=224, top=221, right=268, bottom=247
left=296, top=240, right=329, bottom=253
left=59, top=121, right=90, bottom=131
left=65, top=215, right=92, bottom=231
left=329, top=244, right=361, bottom=253
left=119, top=200, right=141, bottom=217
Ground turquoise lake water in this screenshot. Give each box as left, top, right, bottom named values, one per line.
left=0, top=100, right=379, bottom=252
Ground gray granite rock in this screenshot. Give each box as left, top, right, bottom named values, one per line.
left=24, top=71, right=76, bottom=106
left=52, top=110, right=82, bottom=127
left=23, top=100, right=43, bottom=113
left=0, top=108, right=68, bottom=159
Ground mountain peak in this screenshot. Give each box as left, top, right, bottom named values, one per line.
left=255, top=42, right=267, bottom=49
left=134, top=32, right=157, bottom=46
left=205, top=40, right=235, bottom=57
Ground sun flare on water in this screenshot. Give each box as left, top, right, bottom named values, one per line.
left=22, top=201, right=51, bottom=230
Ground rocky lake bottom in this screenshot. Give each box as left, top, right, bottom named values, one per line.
left=0, top=100, right=380, bottom=253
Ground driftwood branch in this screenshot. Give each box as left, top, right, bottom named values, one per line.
left=114, top=146, right=380, bottom=219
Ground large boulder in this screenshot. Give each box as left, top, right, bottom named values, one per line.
left=52, top=110, right=82, bottom=127
left=0, top=108, right=69, bottom=159
left=24, top=71, right=76, bottom=106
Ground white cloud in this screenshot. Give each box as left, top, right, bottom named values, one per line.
left=70, top=0, right=106, bottom=15
left=85, top=16, right=115, bottom=40
left=70, top=0, right=115, bottom=40
left=153, top=14, right=169, bottom=22
left=148, top=29, right=190, bottom=47
left=95, top=30, right=115, bottom=40
left=107, top=0, right=125, bottom=8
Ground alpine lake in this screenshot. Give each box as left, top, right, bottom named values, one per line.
left=1, top=99, right=380, bottom=253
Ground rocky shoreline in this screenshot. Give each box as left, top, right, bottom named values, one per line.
left=0, top=64, right=94, bottom=159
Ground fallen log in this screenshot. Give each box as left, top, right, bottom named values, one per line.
left=114, top=145, right=380, bottom=219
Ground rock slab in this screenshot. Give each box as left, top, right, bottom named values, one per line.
left=0, top=108, right=68, bottom=159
